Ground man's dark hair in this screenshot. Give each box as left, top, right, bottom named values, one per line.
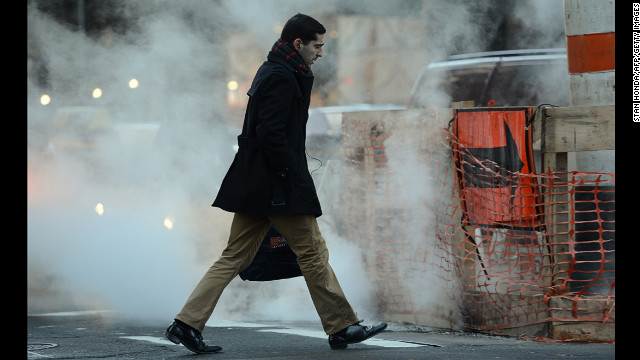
left=280, top=13, right=326, bottom=44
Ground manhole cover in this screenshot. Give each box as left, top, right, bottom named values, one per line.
left=27, top=343, right=58, bottom=351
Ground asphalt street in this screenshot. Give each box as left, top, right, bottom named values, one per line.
left=26, top=310, right=614, bottom=359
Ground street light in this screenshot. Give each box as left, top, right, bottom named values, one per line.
left=227, top=80, right=238, bottom=91
left=163, top=216, right=174, bottom=230
left=40, top=94, right=51, bottom=106
left=94, top=203, right=105, bottom=216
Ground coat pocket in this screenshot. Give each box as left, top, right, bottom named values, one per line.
left=288, top=159, right=318, bottom=204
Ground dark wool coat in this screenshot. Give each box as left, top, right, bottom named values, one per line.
left=212, top=47, right=322, bottom=216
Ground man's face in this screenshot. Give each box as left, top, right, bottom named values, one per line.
left=297, top=33, right=324, bottom=67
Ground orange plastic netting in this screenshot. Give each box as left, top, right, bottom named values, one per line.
left=332, top=108, right=614, bottom=341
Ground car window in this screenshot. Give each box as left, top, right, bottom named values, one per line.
left=409, top=53, right=570, bottom=108
left=485, top=62, right=570, bottom=107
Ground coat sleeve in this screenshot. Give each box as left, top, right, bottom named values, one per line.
left=254, top=72, right=300, bottom=177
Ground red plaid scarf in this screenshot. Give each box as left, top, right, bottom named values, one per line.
left=268, top=39, right=312, bottom=76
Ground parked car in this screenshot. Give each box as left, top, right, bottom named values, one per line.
left=408, top=48, right=571, bottom=108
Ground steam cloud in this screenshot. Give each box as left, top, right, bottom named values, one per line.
left=27, top=0, right=382, bottom=323
left=27, top=0, right=565, bottom=326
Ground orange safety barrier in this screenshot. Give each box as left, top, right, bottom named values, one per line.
left=451, top=107, right=542, bottom=229
left=336, top=109, right=614, bottom=342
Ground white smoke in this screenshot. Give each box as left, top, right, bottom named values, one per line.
left=28, top=2, right=234, bottom=320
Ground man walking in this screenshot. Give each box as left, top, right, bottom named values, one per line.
left=165, top=13, right=387, bottom=354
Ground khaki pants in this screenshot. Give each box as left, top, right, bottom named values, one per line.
left=175, top=213, right=359, bottom=335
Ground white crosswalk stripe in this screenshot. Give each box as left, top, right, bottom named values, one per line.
left=259, top=328, right=426, bottom=348
left=120, top=336, right=177, bottom=346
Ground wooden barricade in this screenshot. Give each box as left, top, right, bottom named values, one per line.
left=336, top=104, right=614, bottom=341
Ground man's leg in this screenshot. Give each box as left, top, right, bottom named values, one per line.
left=175, top=213, right=270, bottom=333
left=268, top=214, right=360, bottom=335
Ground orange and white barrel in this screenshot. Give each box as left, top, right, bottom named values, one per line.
left=563, top=0, right=615, bottom=106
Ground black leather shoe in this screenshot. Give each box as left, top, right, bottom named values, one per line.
left=165, top=320, right=222, bottom=354
left=328, top=321, right=388, bottom=349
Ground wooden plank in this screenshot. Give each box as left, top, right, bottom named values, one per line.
left=539, top=105, right=571, bottom=290
left=542, top=105, right=615, bottom=153
left=451, top=100, right=474, bottom=109
left=541, top=152, right=571, bottom=291
left=531, top=105, right=546, bottom=144
left=549, top=296, right=615, bottom=341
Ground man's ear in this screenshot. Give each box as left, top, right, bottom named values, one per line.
left=293, top=38, right=302, bottom=51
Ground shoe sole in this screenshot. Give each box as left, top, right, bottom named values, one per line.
left=330, top=342, right=348, bottom=350
left=330, top=323, right=388, bottom=349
